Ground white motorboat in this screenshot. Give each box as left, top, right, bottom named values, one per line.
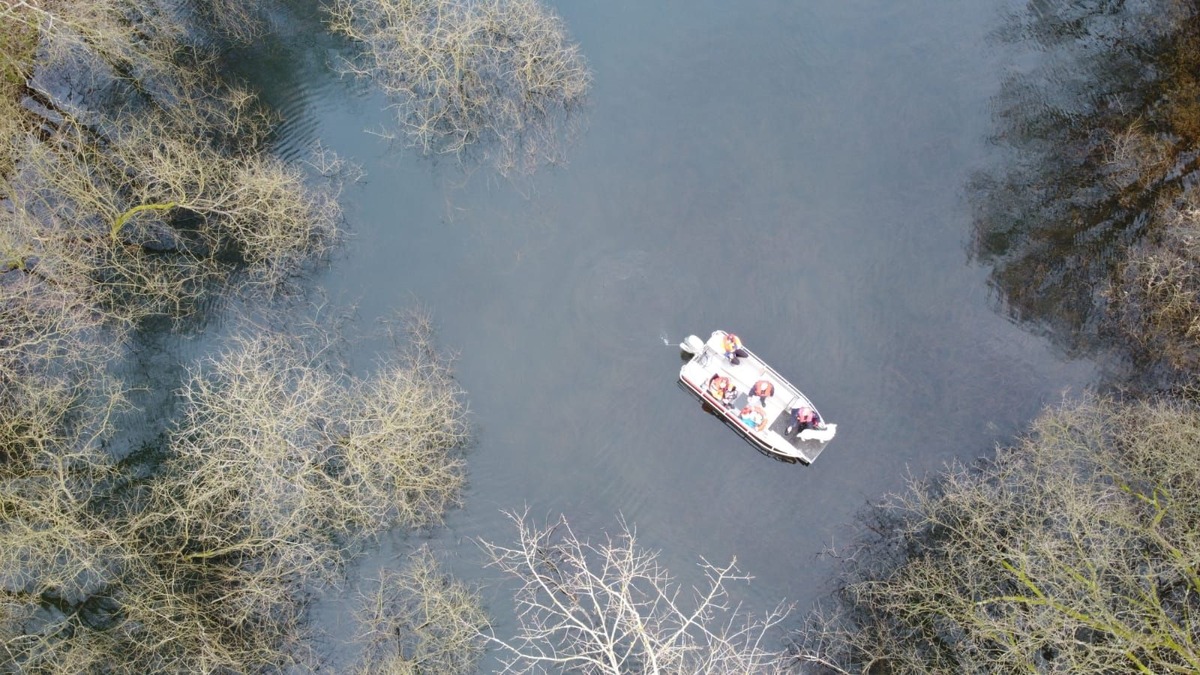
left=679, top=331, right=836, bottom=464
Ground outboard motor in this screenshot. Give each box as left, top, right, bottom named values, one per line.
left=679, top=335, right=706, bottom=356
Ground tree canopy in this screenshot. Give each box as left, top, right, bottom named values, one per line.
left=795, top=396, right=1200, bottom=674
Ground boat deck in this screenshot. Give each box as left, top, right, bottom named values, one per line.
left=679, top=331, right=834, bottom=463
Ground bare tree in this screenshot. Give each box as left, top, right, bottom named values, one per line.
left=6, top=89, right=344, bottom=322
left=794, top=396, right=1200, bottom=674
left=3, top=0, right=186, bottom=94
left=352, top=546, right=488, bottom=674
left=328, top=0, right=591, bottom=176
left=0, top=217, right=118, bottom=404
left=2, top=0, right=346, bottom=331
left=0, top=2, right=484, bottom=672
left=158, top=315, right=469, bottom=546
left=0, top=351, right=134, bottom=672
left=1111, top=187, right=1200, bottom=371
left=0, top=314, right=473, bottom=672
left=120, top=316, right=467, bottom=669
left=480, top=511, right=792, bottom=674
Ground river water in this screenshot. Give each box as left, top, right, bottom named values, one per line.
left=213, top=0, right=1100, bottom=666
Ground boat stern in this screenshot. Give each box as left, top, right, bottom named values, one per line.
left=680, top=334, right=706, bottom=355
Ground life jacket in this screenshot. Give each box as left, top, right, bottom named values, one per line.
left=723, top=334, right=741, bottom=354
left=795, top=406, right=814, bottom=424
left=752, top=380, right=774, bottom=397
left=708, top=376, right=730, bottom=398
left=741, top=405, right=766, bottom=429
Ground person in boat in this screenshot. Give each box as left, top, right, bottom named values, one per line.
left=739, top=404, right=767, bottom=432
left=750, top=379, right=775, bottom=406
left=707, top=374, right=738, bottom=409
left=722, top=333, right=749, bottom=365
left=786, top=405, right=824, bottom=436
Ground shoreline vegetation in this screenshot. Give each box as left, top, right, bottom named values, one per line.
left=1, top=0, right=479, bottom=670
left=3, top=0, right=1200, bottom=673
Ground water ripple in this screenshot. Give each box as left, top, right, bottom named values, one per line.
left=569, top=248, right=694, bottom=366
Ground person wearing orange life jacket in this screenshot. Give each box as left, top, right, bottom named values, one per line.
left=739, top=404, right=767, bottom=432
left=707, top=374, right=738, bottom=409
left=722, top=332, right=749, bottom=365
left=750, top=379, right=775, bottom=406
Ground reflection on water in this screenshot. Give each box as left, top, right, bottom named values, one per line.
left=214, top=0, right=1106, bottom=667
left=970, top=1, right=1200, bottom=378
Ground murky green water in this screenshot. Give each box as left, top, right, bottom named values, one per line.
left=208, top=0, right=1100, bottom=666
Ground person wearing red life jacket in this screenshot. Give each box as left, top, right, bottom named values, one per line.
left=722, top=332, right=749, bottom=365
left=750, top=379, right=775, bottom=406
left=707, top=374, right=738, bottom=409
left=786, top=405, right=823, bottom=436
left=739, top=404, right=767, bottom=432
